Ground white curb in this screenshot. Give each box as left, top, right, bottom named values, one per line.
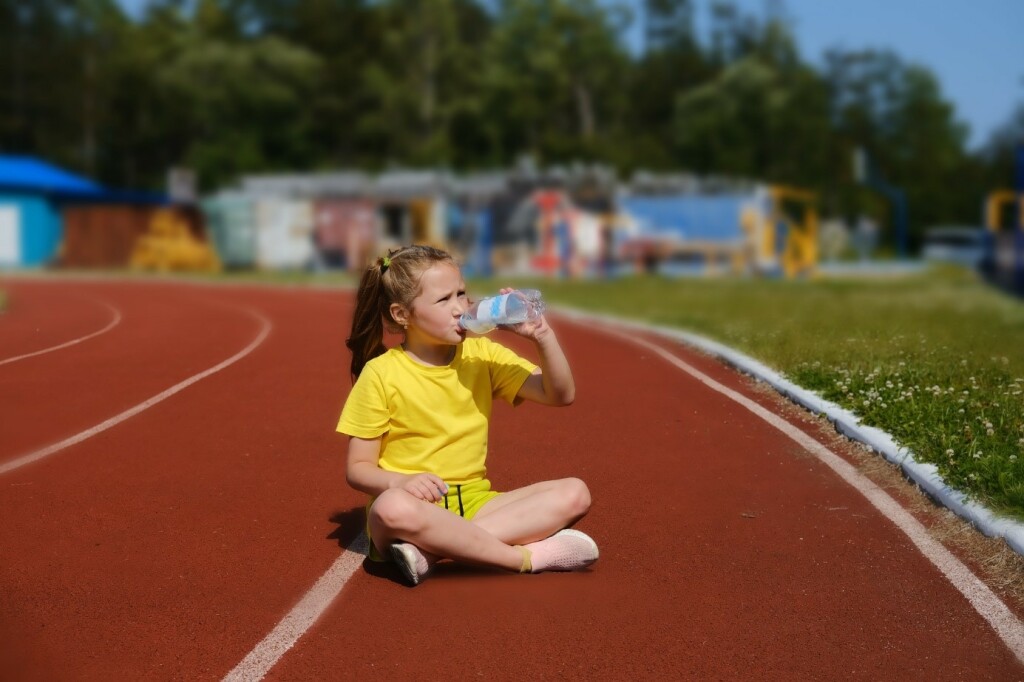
left=554, top=305, right=1024, bottom=557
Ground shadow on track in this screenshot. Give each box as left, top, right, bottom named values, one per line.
left=327, top=506, right=406, bottom=585
left=326, top=507, right=365, bottom=549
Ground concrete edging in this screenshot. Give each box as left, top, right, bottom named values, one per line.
left=555, top=305, right=1024, bottom=557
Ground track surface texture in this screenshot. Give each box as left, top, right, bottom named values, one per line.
left=2, top=277, right=1022, bottom=681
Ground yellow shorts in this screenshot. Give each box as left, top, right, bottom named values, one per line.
left=366, top=478, right=502, bottom=562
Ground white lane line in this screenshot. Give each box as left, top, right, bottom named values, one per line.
left=0, top=306, right=272, bottom=476
left=597, top=323, right=1024, bottom=665
left=222, top=534, right=368, bottom=682
left=0, top=298, right=123, bottom=366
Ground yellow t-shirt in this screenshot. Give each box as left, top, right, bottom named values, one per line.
left=336, top=337, right=536, bottom=484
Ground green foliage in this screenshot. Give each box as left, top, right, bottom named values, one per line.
left=152, top=32, right=322, bottom=187
left=478, top=0, right=630, bottom=165
left=0, top=0, right=1016, bottom=232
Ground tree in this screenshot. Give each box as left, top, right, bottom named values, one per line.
left=624, top=0, right=707, bottom=170
left=126, top=0, right=323, bottom=188
left=984, top=102, right=1024, bottom=190
left=0, top=0, right=132, bottom=176
left=351, top=0, right=493, bottom=167
left=479, top=0, right=631, bottom=165
left=673, top=16, right=831, bottom=185
left=825, top=49, right=979, bottom=243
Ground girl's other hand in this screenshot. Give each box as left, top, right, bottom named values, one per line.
left=398, top=473, right=448, bottom=502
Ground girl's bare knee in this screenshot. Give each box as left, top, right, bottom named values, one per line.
left=370, top=489, right=424, bottom=534
left=561, top=477, right=591, bottom=519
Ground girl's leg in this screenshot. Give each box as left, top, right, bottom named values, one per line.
left=369, top=488, right=524, bottom=572
left=471, top=477, right=591, bottom=545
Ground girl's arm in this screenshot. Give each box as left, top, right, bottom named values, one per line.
left=346, top=436, right=448, bottom=501
left=509, top=314, right=575, bottom=407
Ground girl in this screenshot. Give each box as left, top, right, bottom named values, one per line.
left=338, top=244, right=598, bottom=585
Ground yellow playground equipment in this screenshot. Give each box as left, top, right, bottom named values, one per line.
left=740, top=185, right=818, bottom=278
left=130, top=209, right=221, bottom=273
left=986, top=190, right=1024, bottom=232
left=984, top=189, right=1024, bottom=286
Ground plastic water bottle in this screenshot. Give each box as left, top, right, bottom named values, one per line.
left=459, top=289, right=545, bottom=334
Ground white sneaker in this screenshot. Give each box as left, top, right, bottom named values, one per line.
left=390, top=542, right=429, bottom=586
left=529, top=529, right=599, bottom=573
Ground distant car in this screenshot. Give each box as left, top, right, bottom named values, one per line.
left=922, top=227, right=988, bottom=269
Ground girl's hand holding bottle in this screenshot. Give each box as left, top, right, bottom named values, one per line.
left=493, top=287, right=551, bottom=340
left=459, top=288, right=547, bottom=338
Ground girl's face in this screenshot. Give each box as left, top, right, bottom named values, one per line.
left=398, top=262, right=469, bottom=346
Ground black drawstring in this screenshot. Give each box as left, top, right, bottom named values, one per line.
left=443, top=485, right=465, bottom=517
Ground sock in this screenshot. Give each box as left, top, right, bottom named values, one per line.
left=515, top=545, right=533, bottom=573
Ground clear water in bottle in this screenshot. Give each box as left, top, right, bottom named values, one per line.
left=459, top=289, right=545, bottom=334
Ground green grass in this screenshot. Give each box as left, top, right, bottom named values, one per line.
left=469, top=266, right=1024, bottom=521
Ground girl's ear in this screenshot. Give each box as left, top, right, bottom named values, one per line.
left=389, top=302, right=409, bottom=328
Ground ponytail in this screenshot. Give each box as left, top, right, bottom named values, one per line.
left=345, top=245, right=457, bottom=380
left=346, top=259, right=389, bottom=379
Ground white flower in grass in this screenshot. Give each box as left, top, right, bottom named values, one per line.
left=959, top=409, right=965, bottom=414
left=987, top=429, right=995, bottom=436
left=1012, top=455, right=1019, bottom=462
left=946, top=449, right=955, bottom=456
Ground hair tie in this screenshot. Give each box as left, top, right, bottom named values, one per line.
left=380, top=256, right=391, bottom=272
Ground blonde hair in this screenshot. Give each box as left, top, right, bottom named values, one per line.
left=345, top=244, right=457, bottom=378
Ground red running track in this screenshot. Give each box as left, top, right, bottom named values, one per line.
left=1, top=277, right=1022, bottom=680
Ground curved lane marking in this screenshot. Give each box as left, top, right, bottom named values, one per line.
left=222, top=312, right=1024, bottom=681
left=0, top=298, right=123, bottom=367
left=596, top=323, right=1024, bottom=666
left=0, top=306, right=272, bottom=476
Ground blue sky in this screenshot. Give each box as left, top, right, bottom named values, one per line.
left=689, top=0, right=1024, bottom=150
left=118, top=0, right=1023, bottom=150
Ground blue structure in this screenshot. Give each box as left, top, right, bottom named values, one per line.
left=619, top=194, right=759, bottom=242
left=0, top=155, right=106, bottom=267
